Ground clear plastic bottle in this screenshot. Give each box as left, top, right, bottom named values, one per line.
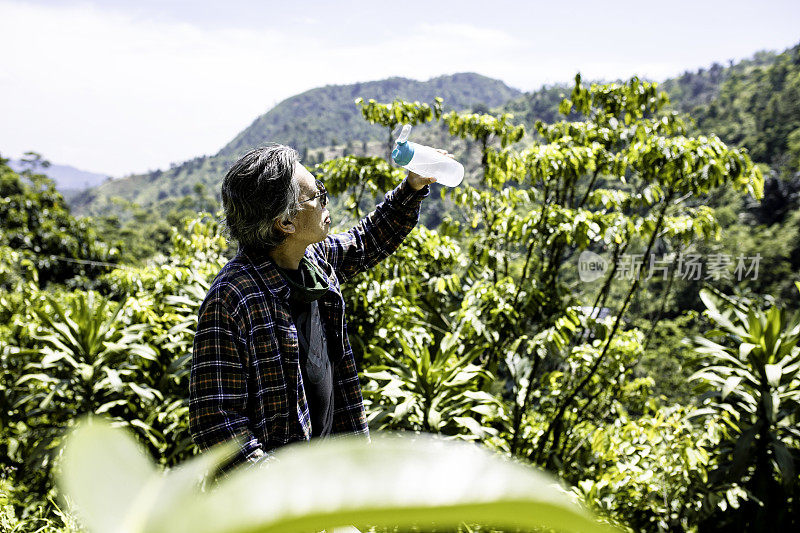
left=391, top=125, right=464, bottom=187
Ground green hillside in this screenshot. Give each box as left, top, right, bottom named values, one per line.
left=70, top=73, right=520, bottom=217
left=690, top=44, right=800, bottom=175
left=220, top=72, right=522, bottom=158
left=501, top=44, right=799, bottom=179
left=72, top=45, right=800, bottom=220
left=659, top=49, right=778, bottom=114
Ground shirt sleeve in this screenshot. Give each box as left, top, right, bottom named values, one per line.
left=189, top=289, right=265, bottom=470
left=313, top=177, right=429, bottom=284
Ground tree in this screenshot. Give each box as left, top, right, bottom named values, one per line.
left=340, top=75, right=762, bottom=476
left=0, top=156, right=120, bottom=288
left=355, top=97, right=443, bottom=161
left=445, top=74, right=757, bottom=461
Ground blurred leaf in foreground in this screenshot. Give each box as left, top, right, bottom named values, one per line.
left=58, top=418, right=617, bottom=533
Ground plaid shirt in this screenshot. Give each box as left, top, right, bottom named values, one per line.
left=189, top=178, right=429, bottom=469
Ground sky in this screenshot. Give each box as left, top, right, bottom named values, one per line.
left=1, top=0, right=799, bottom=177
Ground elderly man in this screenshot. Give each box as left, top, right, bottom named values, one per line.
left=189, top=143, right=437, bottom=470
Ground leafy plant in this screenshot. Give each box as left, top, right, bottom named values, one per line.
left=12, top=291, right=155, bottom=486
left=58, top=418, right=616, bottom=533
left=574, top=405, right=720, bottom=532
left=355, top=97, right=443, bottom=160
left=690, top=284, right=800, bottom=528
left=363, top=332, right=502, bottom=439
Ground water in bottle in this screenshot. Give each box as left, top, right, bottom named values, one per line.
left=391, top=125, right=464, bottom=187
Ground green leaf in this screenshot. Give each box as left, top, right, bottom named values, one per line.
left=452, top=416, right=490, bottom=437
left=764, top=364, right=782, bottom=388
left=739, top=342, right=757, bottom=359
left=770, top=439, right=795, bottom=485
left=686, top=407, right=717, bottom=420
left=58, top=417, right=159, bottom=533
left=58, top=419, right=617, bottom=533
left=721, top=376, right=742, bottom=401
left=129, top=382, right=159, bottom=401
left=728, top=424, right=759, bottom=480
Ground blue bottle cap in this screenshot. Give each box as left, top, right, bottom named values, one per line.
left=392, top=141, right=414, bottom=166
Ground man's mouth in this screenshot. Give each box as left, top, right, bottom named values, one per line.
left=324, top=217, right=331, bottom=225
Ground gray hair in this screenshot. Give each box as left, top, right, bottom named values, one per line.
left=221, top=144, right=300, bottom=251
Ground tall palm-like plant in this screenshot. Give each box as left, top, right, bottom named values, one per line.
left=690, top=284, right=800, bottom=529
left=21, top=291, right=156, bottom=413
left=363, top=331, right=502, bottom=439
left=14, top=291, right=156, bottom=485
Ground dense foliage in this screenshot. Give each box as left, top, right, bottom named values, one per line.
left=0, top=156, right=119, bottom=288
left=691, top=44, right=800, bottom=176
left=3, top=49, right=800, bottom=532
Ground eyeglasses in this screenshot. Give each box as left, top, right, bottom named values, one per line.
left=298, top=179, right=328, bottom=207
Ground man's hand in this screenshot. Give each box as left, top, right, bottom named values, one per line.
left=407, top=172, right=436, bottom=191
left=406, top=149, right=455, bottom=191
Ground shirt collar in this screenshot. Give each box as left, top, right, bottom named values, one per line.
left=236, top=245, right=291, bottom=300
left=235, top=245, right=337, bottom=301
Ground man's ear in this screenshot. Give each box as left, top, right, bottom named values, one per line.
left=275, top=218, right=296, bottom=235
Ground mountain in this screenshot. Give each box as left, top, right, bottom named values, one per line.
left=658, top=50, right=779, bottom=115
left=500, top=44, right=800, bottom=178
left=687, top=44, right=800, bottom=175
left=72, top=44, right=800, bottom=219
left=9, top=159, right=111, bottom=192
left=70, top=73, right=521, bottom=216
left=219, top=73, right=521, bottom=159
left=498, top=49, right=783, bottom=137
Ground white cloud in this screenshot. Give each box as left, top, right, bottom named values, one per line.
left=1, top=2, right=537, bottom=175
left=0, top=1, right=340, bottom=175
left=0, top=1, right=550, bottom=176
left=1, top=1, right=797, bottom=176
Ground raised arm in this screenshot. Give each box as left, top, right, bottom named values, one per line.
left=314, top=176, right=431, bottom=284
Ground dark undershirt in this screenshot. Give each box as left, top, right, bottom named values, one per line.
left=281, top=267, right=334, bottom=438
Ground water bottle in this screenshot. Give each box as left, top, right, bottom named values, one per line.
left=391, top=125, right=464, bottom=187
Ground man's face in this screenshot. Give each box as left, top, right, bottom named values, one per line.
left=288, top=163, right=330, bottom=246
